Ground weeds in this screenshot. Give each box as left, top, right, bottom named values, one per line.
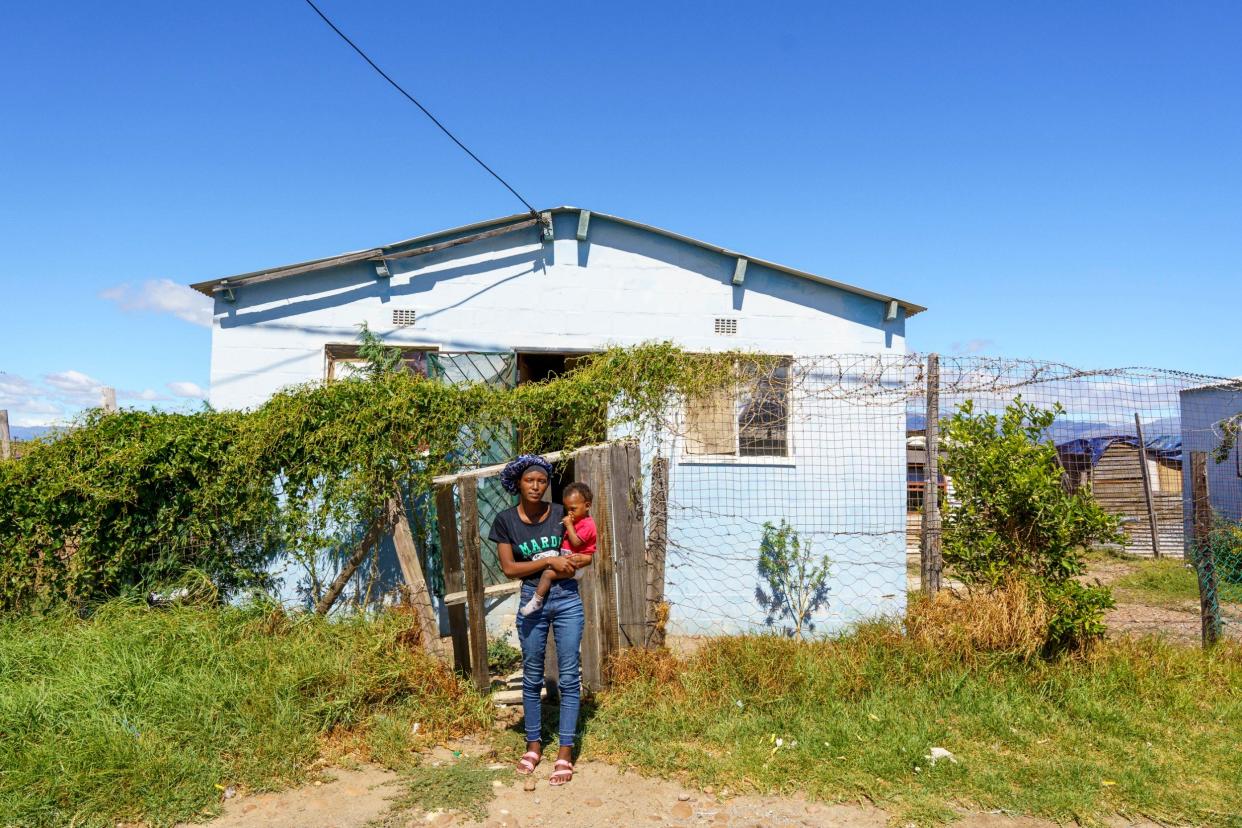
left=594, top=630, right=1242, bottom=826
left=367, top=758, right=508, bottom=826
left=0, top=602, right=491, bottom=828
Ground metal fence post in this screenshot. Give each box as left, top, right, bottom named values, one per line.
left=921, top=354, right=943, bottom=595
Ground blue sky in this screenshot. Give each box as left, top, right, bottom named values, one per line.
left=1, top=1, right=1239, bottom=426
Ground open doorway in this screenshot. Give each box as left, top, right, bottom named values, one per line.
left=516, top=351, right=605, bottom=502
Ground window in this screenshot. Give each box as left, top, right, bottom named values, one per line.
left=907, top=463, right=946, bottom=512
left=324, top=343, right=430, bottom=380
left=684, top=357, right=791, bottom=458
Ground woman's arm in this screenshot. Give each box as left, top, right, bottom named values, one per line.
left=498, top=542, right=576, bottom=580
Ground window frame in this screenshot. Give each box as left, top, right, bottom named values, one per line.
left=677, top=355, right=796, bottom=466
left=323, top=343, right=438, bottom=381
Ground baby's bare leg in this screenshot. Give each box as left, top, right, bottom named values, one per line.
left=534, top=568, right=557, bottom=600
left=520, top=565, right=557, bottom=617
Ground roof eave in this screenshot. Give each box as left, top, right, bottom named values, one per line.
left=188, top=206, right=926, bottom=315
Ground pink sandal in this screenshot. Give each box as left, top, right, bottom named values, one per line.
left=515, top=750, right=541, bottom=775
left=548, top=759, right=574, bottom=786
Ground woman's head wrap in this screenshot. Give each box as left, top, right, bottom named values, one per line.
left=499, top=454, right=554, bottom=494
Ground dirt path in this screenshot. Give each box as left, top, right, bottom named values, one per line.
left=190, top=756, right=1164, bottom=828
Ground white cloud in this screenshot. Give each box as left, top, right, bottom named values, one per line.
left=100, top=279, right=212, bottom=328
left=0, top=370, right=207, bottom=427
left=167, top=381, right=208, bottom=399
left=951, top=339, right=996, bottom=355
left=44, top=369, right=104, bottom=395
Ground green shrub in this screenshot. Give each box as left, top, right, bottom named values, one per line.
left=487, top=636, right=523, bottom=675
left=0, top=342, right=739, bottom=612
left=941, top=398, right=1123, bottom=651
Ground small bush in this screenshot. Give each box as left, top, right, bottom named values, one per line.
left=941, top=398, right=1122, bottom=652
left=487, top=636, right=522, bottom=676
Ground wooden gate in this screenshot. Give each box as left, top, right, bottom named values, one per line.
left=431, top=440, right=667, bottom=692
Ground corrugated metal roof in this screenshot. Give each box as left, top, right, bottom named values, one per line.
left=188, top=206, right=926, bottom=316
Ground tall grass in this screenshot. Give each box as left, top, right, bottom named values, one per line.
left=594, top=625, right=1242, bottom=826
left=0, top=602, right=491, bottom=828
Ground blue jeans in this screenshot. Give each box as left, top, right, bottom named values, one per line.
left=516, top=577, right=584, bottom=747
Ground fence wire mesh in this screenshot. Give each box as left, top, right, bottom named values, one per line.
left=633, top=353, right=1242, bottom=643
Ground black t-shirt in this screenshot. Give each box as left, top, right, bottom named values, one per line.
left=488, top=503, right=565, bottom=563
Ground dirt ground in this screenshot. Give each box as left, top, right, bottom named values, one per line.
left=190, top=755, right=1164, bottom=828
left=1084, top=555, right=1242, bottom=644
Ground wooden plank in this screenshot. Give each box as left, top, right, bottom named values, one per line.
left=210, top=248, right=386, bottom=292
left=576, top=210, right=591, bottom=241
left=573, top=448, right=605, bottom=691
left=921, top=354, right=943, bottom=595
left=435, top=484, right=471, bottom=675
left=609, top=441, right=647, bottom=648
left=389, top=491, right=443, bottom=656
left=1190, top=452, right=1221, bottom=647
left=442, top=580, right=521, bottom=607
left=458, top=478, right=491, bottom=690
left=587, top=447, right=621, bottom=675
left=432, top=446, right=578, bottom=486
left=645, top=455, right=669, bottom=648
left=0, top=410, right=9, bottom=461
left=381, top=217, right=541, bottom=261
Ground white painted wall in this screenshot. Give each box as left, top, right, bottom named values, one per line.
left=209, top=213, right=905, bottom=409
left=1181, top=385, right=1242, bottom=547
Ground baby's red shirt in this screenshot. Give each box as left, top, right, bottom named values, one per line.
left=561, top=516, right=597, bottom=555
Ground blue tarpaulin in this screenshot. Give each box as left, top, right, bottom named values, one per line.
left=1055, top=435, right=1182, bottom=466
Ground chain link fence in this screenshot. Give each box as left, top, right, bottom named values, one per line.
left=632, top=353, right=1242, bottom=647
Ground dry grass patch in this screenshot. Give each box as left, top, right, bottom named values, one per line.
left=906, top=578, right=1050, bottom=660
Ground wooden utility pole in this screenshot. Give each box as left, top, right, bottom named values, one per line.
left=1133, top=413, right=1161, bottom=558
left=921, top=354, right=943, bottom=595
left=101, top=387, right=117, bottom=412
left=1190, top=452, right=1221, bottom=647
left=0, top=409, right=10, bottom=461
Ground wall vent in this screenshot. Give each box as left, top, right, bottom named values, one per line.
left=713, top=317, right=738, bottom=336
left=392, top=309, right=417, bottom=327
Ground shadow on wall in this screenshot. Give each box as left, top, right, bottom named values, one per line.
left=218, top=245, right=550, bottom=329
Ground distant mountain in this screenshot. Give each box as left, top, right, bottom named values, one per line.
left=11, top=426, right=55, bottom=441
left=906, top=412, right=1181, bottom=444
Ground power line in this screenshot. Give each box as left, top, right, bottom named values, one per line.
left=300, top=0, right=537, bottom=214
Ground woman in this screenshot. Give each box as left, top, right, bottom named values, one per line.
left=488, top=454, right=591, bottom=786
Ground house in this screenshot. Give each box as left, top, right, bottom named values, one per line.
left=1180, top=381, right=1242, bottom=547
left=1055, top=435, right=1184, bottom=556
left=190, top=207, right=924, bottom=634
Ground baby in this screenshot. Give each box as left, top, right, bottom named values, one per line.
left=519, top=482, right=597, bottom=617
